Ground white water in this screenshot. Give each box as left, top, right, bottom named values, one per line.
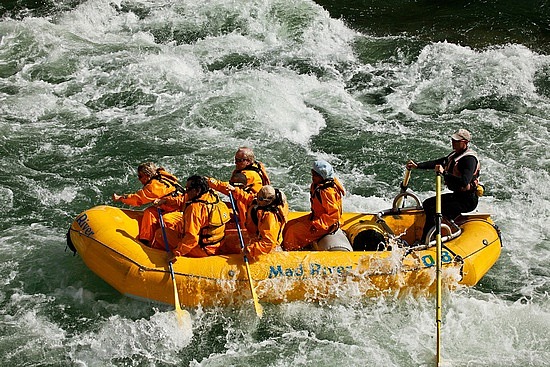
left=1, top=0, right=549, bottom=366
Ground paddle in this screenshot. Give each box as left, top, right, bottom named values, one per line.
left=157, top=207, right=188, bottom=325
left=435, top=171, right=443, bottom=366
left=228, top=191, right=264, bottom=319
left=395, top=167, right=412, bottom=208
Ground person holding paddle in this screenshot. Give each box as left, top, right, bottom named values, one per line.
left=112, top=162, right=184, bottom=245
left=153, top=175, right=232, bottom=260
left=406, top=128, right=482, bottom=243
left=208, top=176, right=288, bottom=261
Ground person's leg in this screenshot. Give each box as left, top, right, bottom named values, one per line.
left=162, top=211, right=183, bottom=231
left=139, top=207, right=158, bottom=244
left=282, top=214, right=319, bottom=250
left=422, top=193, right=478, bottom=242
left=151, top=226, right=179, bottom=250
left=441, top=193, right=478, bottom=219
left=421, top=195, right=436, bottom=242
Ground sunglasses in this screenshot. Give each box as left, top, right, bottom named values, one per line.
left=235, top=158, right=249, bottom=163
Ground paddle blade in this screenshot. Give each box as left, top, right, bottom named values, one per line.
left=245, top=261, right=263, bottom=319
left=171, top=274, right=191, bottom=326
left=174, top=301, right=190, bottom=327
left=229, top=191, right=264, bottom=319
left=168, top=260, right=191, bottom=327
left=253, top=299, right=264, bottom=319
left=174, top=307, right=192, bottom=328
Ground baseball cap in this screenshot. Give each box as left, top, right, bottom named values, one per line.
left=451, top=128, right=471, bottom=141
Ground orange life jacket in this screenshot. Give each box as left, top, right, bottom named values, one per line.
left=248, top=188, right=288, bottom=242
left=309, top=177, right=345, bottom=231
left=183, top=190, right=231, bottom=247
left=233, top=161, right=270, bottom=193
left=148, top=169, right=186, bottom=198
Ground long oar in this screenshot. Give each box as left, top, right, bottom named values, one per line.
left=435, top=171, right=443, bottom=366
left=157, top=208, right=188, bottom=325
left=228, top=192, right=263, bottom=318
left=395, top=168, right=412, bottom=208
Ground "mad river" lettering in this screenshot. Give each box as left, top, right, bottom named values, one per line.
left=76, top=213, right=95, bottom=236
left=268, top=263, right=353, bottom=278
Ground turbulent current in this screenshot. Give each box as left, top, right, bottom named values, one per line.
left=0, top=0, right=549, bottom=366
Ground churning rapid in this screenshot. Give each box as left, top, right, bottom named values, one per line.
left=1, top=0, right=549, bottom=366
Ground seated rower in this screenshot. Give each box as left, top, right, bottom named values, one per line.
left=112, top=162, right=184, bottom=245
left=231, top=147, right=270, bottom=224
left=282, top=160, right=345, bottom=251
left=153, top=175, right=232, bottom=259
left=406, top=128, right=482, bottom=244
left=209, top=177, right=288, bottom=261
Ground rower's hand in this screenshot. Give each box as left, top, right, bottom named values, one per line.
left=153, top=198, right=166, bottom=206
left=406, top=160, right=417, bottom=170
left=112, top=193, right=123, bottom=202
left=168, top=251, right=178, bottom=264
left=242, top=245, right=252, bottom=258
left=435, top=164, right=444, bottom=174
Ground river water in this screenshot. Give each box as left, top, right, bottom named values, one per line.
left=1, top=0, right=549, bottom=366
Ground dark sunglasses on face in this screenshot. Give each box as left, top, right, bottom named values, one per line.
left=235, top=158, right=248, bottom=163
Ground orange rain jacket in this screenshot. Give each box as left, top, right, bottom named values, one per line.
left=282, top=177, right=345, bottom=251
left=156, top=191, right=226, bottom=257
left=232, top=160, right=270, bottom=193
left=228, top=161, right=270, bottom=223
left=209, top=179, right=288, bottom=260
left=118, top=169, right=182, bottom=243
left=309, top=177, right=345, bottom=232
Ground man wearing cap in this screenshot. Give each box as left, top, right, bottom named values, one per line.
left=208, top=178, right=289, bottom=260
left=406, top=128, right=481, bottom=243
left=282, top=160, right=346, bottom=251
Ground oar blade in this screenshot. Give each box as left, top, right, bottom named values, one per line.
left=168, top=260, right=192, bottom=327
left=253, top=300, right=264, bottom=319
left=158, top=208, right=192, bottom=327
left=171, top=275, right=190, bottom=326
left=229, top=192, right=264, bottom=319
left=174, top=302, right=190, bottom=327
left=245, top=263, right=263, bottom=318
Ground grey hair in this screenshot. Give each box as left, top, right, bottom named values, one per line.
left=137, top=162, right=158, bottom=178
left=236, top=147, right=255, bottom=161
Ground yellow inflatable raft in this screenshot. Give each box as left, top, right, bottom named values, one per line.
left=66, top=195, right=502, bottom=308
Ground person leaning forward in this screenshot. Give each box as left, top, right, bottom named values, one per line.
left=209, top=178, right=289, bottom=261
left=406, top=128, right=482, bottom=243
left=282, top=160, right=345, bottom=251
left=112, top=162, right=184, bottom=245
left=152, top=175, right=231, bottom=260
